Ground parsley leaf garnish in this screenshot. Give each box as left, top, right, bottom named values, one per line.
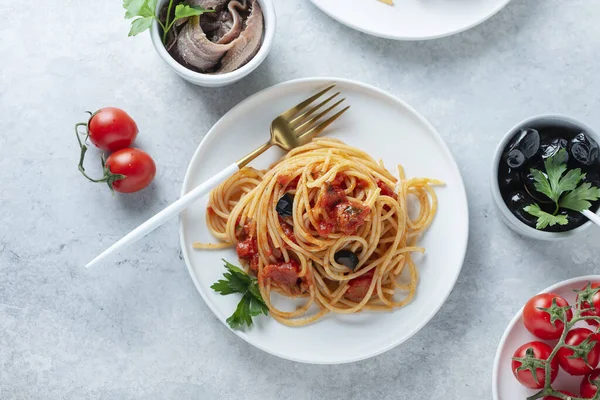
left=530, top=168, right=553, bottom=201
left=211, top=259, right=268, bottom=330
left=174, top=4, right=211, bottom=19
left=523, top=204, right=568, bottom=230
left=123, top=0, right=213, bottom=44
left=560, top=182, right=600, bottom=212
left=524, top=148, right=600, bottom=229
left=530, top=149, right=583, bottom=202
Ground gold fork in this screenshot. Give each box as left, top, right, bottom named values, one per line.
left=237, top=84, right=348, bottom=167
left=86, top=85, right=349, bottom=268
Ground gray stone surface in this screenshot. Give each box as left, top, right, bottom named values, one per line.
left=1, top=0, right=600, bottom=398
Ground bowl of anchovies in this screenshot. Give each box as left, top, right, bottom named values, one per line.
left=491, top=115, right=600, bottom=240
left=124, top=0, right=276, bottom=87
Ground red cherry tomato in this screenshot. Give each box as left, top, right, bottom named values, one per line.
left=523, top=293, right=573, bottom=340
left=557, top=328, right=600, bottom=375
left=106, top=148, right=156, bottom=193
left=512, top=341, right=559, bottom=389
left=581, top=369, right=600, bottom=398
left=88, top=107, right=138, bottom=152
left=577, top=282, right=600, bottom=327
left=542, top=390, right=577, bottom=400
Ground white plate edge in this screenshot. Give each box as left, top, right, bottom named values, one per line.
left=309, top=0, right=512, bottom=41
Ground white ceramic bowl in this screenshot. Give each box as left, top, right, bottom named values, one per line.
left=490, top=114, right=600, bottom=240
left=150, top=0, right=276, bottom=87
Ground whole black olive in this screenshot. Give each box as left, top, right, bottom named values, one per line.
left=334, top=250, right=359, bottom=270
left=504, top=129, right=541, bottom=168
left=569, top=132, right=599, bottom=166
left=276, top=193, right=294, bottom=217
left=506, top=149, right=526, bottom=169
left=509, top=191, right=537, bottom=228
left=498, top=166, right=524, bottom=192
left=541, top=137, right=568, bottom=161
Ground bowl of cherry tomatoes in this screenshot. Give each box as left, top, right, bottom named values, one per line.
left=493, top=276, right=600, bottom=400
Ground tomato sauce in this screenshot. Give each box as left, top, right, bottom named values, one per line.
left=236, top=221, right=260, bottom=272
left=262, top=259, right=300, bottom=287
left=277, top=174, right=300, bottom=188
left=345, top=269, right=375, bottom=302
left=278, top=216, right=297, bottom=244
left=376, top=179, right=398, bottom=200
left=236, top=237, right=257, bottom=259
left=316, top=177, right=371, bottom=237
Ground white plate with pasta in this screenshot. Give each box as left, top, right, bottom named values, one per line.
left=179, top=77, right=469, bottom=364
left=310, top=0, right=511, bottom=40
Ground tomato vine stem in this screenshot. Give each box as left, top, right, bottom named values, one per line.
left=522, top=284, right=600, bottom=400
left=74, top=117, right=126, bottom=192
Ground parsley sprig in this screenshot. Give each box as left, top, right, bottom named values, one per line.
left=123, top=0, right=213, bottom=44
left=524, top=148, right=600, bottom=229
left=211, top=259, right=268, bottom=329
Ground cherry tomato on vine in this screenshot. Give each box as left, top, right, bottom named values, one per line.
left=87, top=107, right=138, bottom=152
left=512, top=341, right=559, bottom=389
left=542, top=390, right=577, bottom=400
left=581, top=369, right=600, bottom=398
left=556, top=327, right=600, bottom=376
left=105, top=148, right=156, bottom=193
left=523, top=293, right=573, bottom=340
left=577, top=282, right=600, bottom=327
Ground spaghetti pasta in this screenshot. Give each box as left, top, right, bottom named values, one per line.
left=194, top=138, right=441, bottom=326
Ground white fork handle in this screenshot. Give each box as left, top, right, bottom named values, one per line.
left=85, top=162, right=239, bottom=269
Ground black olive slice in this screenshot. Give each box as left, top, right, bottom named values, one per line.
left=334, top=250, right=359, bottom=270
left=276, top=193, right=294, bottom=217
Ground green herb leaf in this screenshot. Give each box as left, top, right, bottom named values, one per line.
left=226, top=292, right=253, bottom=329
left=525, top=149, right=600, bottom=229
left=545, top=149, right=569, bottom=201
left=524, top=204, right=569, bottom=230
left=212, top=259, right=268, bottom=329
left=174, top=4, right=213, bottom=19
left=247, top=293, right=269, bottom=316
left=223, top=259, right=252, bottom=282
left=211, top=261, right=251, bottom=295
left=248, top=281, right=265, bottom=304
left=210, top=275, right=246, bottom=295
left=225, top=293, right=267, bottom=329
left=123, top=0, right=156, bottom=18
left=128, top=16, right=154, bottom=36
left=558, top=168, right=585, bottom=194
left=560, top=182, right=600, bottom=212
left=123, top=0, right=156, bottom=37
left=123, top=0, right=146, bottom=18
left=530, top=168, right=553, bottom=201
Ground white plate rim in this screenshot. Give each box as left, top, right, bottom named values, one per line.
left=309, top=0, right=512, bottom=41
left=178, top=76, right=470, bottom=364
left=491, top=275, right=600, bottom=400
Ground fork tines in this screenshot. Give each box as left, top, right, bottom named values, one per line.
left=285, top=85, right=350, bottom=142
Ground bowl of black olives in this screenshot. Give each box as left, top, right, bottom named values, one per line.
left=491, top=115, right=600, bottom=240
